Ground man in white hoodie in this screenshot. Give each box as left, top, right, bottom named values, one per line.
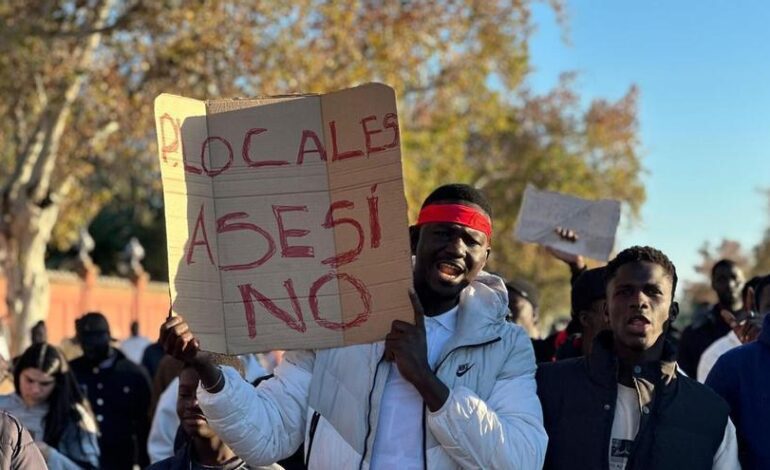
left=160, top=183, right=547, bottom=469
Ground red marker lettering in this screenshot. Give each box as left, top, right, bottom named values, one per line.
left=185, top=204, right=215, bottom=265
left=329, top=120, right=365, bottom=161
left=200, top=136, right=234, bottom=177
left=272, top=205, right=314, bottom=258
left=242, top=128, right=290, bottom=168
left=216, top=212, right=276, bottom=271
left=321, top=200, right=363, bottom=267
left=383, top=113, right=400, bottom=150
left=238, top=280, right=307, bottom=338
left=360, top=115, right=388, bottom=155
left=296, top=130, right=327, bottom=164
left=308, top=272, right=372, bottom=331
left=367, top=184, right=381, bottom=249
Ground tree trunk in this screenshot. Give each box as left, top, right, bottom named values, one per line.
left=4, top=200, right=59, bottom=355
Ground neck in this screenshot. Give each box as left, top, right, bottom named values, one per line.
left=417, top=289, right=459, bottom=317
left=614, top=333, right=666, bottom=368
left=191, top=435, right=237, bottom=466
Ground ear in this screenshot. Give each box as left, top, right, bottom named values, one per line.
left=668, top=301, right=680, bottom=323
left=745, top=286, right=756, bottom=313
left=409, top=225, right=419, bottom=256
left=578, top=311, right=590, bottom=329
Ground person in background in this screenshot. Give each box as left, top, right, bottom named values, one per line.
left=531, top=227, right=593, bottom=362
left=147, top=354, right=283, bottom=470
left=697, top=275, right=763, bottom=382
left=707, top=274, right=770, bottom=469
left=0, top=343, right=100, bottom=469
left=120, top=320, right=152, bottom=365
left=678, top=259, right=746, bottom=377
left=148, top=354, right=269, bottom=463
left=506, top=278, right=540, bottom=338
left=0, top=410, right=47, bottom=468
left=555, top=266, right=609, bottom=359
left=31, top=321, right=48, bottom=346
left=70, top=312, right=151, bottom=470
left=537, top=246, right=739, bottom=469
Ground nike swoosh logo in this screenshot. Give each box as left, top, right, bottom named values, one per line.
left=456, top=364, right=474, bottom=377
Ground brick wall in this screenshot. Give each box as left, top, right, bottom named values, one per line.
left=0, top=271, right=171, bottom=345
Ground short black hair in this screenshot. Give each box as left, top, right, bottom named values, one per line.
left=711, top=259, right=738, bottom=278
left=505, top=278, right=539, bottom=310
left=743, top=276, right=762, bottom=303
left=421, top=183, right=492, bottom=218
left=605, top=246, right=678, bottom=299
left=753, top=274, right=770, bottom=311
left=571, top=267, right=607, bottom=318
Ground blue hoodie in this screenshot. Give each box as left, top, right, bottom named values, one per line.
left=706, top=314, right=770, bottom=470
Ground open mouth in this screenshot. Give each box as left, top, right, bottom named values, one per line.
left=436, top=261, right=464, bottom=281
left=182, top=414, right=207, bottom=422
left=627, top=314, right=651, bottom=334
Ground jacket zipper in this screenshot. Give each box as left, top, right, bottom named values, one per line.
left=304, top=410, right=321, bottom=467
left=421, top=337, right=502, bottom=469
left=359, top=353, right=387, bottom=470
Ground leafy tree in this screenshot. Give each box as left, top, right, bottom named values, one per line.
left=1, top=0, right=647, bottom=349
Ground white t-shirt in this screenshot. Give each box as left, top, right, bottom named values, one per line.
left=369, top=306, right=458, bottom=470
left=697, top=331, right=741, bottom=383
left=609, top=383, right=740, bottom=470
left=119, top=335, right=152, bottom=364
left=609, top=385, right=640, bottom=470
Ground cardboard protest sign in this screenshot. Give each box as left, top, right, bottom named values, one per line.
left=154, top=83, right=413, bottom=354
left=514, top=185, right=621, bottom=261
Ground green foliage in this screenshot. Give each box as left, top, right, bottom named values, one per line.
left=3, top=0, right=646, bottom=321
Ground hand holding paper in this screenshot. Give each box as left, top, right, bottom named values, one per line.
left=514, top=185, right=621, bottom=261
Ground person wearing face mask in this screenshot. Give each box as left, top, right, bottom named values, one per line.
left=707, top=274, right=770, bottom=470
left=0, top=343, right=99, bottom=469
left=70, top=312, right=152, bottom=470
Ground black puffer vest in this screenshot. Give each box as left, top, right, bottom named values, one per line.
left=536, top=331, right=729, bottom=470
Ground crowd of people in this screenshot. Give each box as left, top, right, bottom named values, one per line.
left=0, top=183, right=767, bottom=469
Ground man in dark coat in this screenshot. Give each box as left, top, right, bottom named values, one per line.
left=678, top=259, right=745, bottom=377
left=707, top=274, right=770, bottom=469
left=537, top=246, right=739, bottom=469
left=71, top=312, right=152, bottom=470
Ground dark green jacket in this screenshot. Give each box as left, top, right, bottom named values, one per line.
left=537, top=331, right=729, bottom=470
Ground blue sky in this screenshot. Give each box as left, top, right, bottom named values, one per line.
left=526, top=1, right=770, bottom=283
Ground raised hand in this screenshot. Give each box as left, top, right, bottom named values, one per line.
left=159, top=314, right=203, bottom=364
left=720, top=308, right=761, bottom=344
left=384, top=290, right=430, bottom=386
left=547, top=227, right=586, bottom=270
left=384, top=290, right=449, bottom=411
left=159, top=314, right=224, bottom=392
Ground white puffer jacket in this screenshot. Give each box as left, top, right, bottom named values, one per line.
left=198, top=272, right=547, bottom=469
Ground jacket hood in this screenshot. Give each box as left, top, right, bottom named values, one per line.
left=449, top=271, right=510, bottom=346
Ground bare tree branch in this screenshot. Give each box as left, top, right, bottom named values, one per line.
left=30, top=0, right=118, bottom=203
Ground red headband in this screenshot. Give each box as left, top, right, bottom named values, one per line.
left=416, top=203, right=492, bottom=240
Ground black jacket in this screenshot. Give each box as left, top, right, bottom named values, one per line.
left=536, top=331, right=729, bottom=470
left=677, top=305, right=731, bottom=377
left=71, top=349, right=152, bottom=470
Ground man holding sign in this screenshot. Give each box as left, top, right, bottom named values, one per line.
left=161, top=184, right=547, bottom=469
